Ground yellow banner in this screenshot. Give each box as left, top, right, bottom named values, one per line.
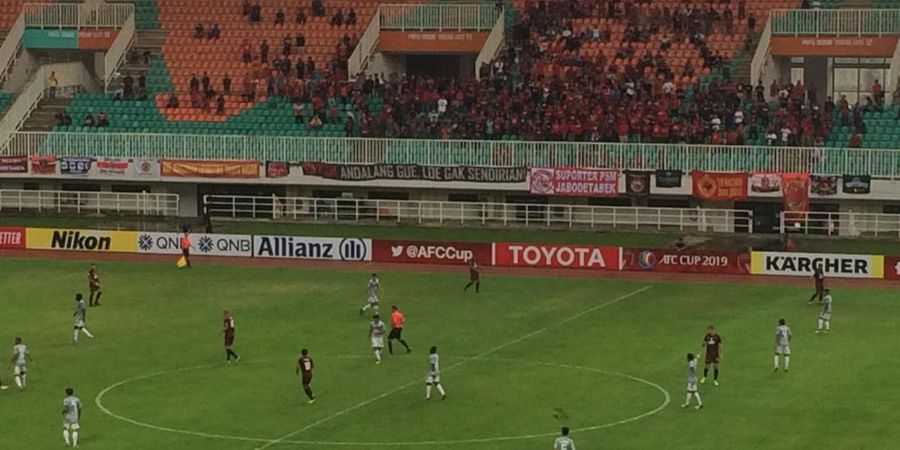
left=26, top=228, right=137, bottom=253
left=751, top=251, right=883, bottom=278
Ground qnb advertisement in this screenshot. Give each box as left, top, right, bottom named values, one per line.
left=371, top=240, right=491, bottom=265
left=253, top=236, right=372, bottom=261
left=136, top=232, right=253, bottom=257
left=492, top=243, right=620, bottom=270
left=751, top=252, right=884, bottom=279
left=622, top=249, right=750, bottom=275
left=26, top=228, right=137, bottom=253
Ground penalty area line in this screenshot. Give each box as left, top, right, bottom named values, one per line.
left=251, top=285, right=653, bottom=450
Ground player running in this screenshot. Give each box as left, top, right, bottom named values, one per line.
left=464, top=257, right=480, bottom=293
left=12, top=337, right=30, bottom=389
left=424, top=346, right=447, bottom=400
left=296, top=348, right=316, bottom=404
left=369, top=314, right=386, bottom=364
left=359, top=273, right=380, bottom=316
left=388, top=305, right=411, bottom=355
left=699, top=325, right=723, bottom=386
left=72, top=294, right=94, bottom=343
left=682, top=353, right=703, bottom=409
left=808, top=264, right=825, bottom=304
left=222, top=311, right=240, bottom=364
left=62, top=387, right=82, bottom=447
left=88, top=263, right=102, bottom=307
left=774, top=318, right=792, bottom=372
left=553, top=427, right=576, bottom=450
left=816, top=289, right=833, bottom=334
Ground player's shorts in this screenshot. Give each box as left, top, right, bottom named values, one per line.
left=775, top=345, right=791, bottom=355
left=74, top=320, right=85, bottom=329
left=705, top=354, right=720, bottom=364
left=470, top=271, right=480, bottom=281
left=686, top=382, right=697, bottom=392
left=63, top=421, right=80, bottom=431
left=224, top=333, right=235, bottom=347
left=14, top=364, right=26, bottom=375
left=301, top=373, right=312, bottom=387
left=90, top=284, right=101, bottom=292
left=819, top=313, right=831, bottom=321
left=426, top=374, right=440, bottom=384
left=371, top=336, right=384, bottom=348
left=389, top=327, right=403, bottom=339
left=367, top=295, right=379, bottom=305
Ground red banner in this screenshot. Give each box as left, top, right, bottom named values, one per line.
left=0, top=227, right=26, bottom=249
left=0, top=156, right=28, bottom=173
left=493, top=243, right=620, bottom=270
left=30, top=155, right=57, bottom=175
left=160, top=159, right=259, bottom=179
left=529, top=168, right=619, bottom=197
left=782, top=173, right=810, bottom=222
left=885, top=257, right=900, bottom=280
left=692, top=171, right=748, bottom=201
left=372, top=240, right=492, bottom=265
left=621, top=248, right=750, bottom=274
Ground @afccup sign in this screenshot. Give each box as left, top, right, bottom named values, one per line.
left=253, top=236, right=372, bottom=261
left=372, top=240, right=492, bottom=265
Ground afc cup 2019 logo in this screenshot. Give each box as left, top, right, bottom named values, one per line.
left=138, top=234, right=154, bottom=251
left=197, top=236, right=214, bottom=253
left=636, top=250, right=657, bottom=270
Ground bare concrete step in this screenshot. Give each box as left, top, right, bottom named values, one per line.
left=21, top=97, right=72, bottom=132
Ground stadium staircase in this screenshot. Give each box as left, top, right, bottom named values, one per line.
left=21, top=97, right=71, bottom=132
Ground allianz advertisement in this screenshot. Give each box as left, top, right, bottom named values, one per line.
left=253, top=235, right=372, bottom=261
left=135, top=232, right=253, bottom=257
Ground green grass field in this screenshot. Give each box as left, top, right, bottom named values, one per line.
left=1, top=258, right=898, bottom=449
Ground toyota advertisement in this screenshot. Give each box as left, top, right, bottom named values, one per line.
left=372, top=240, right=492, bottom=265
left=622, top=249, right=750, bottom=274
left=492, top=243, right=620, bottom=270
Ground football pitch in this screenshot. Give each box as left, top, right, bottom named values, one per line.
left=1, top=258, right=898, bottom=449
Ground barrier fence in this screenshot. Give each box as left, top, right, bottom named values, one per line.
left=0, top=189, right=179, bottom=216
left=770, top=8, right=900, bottom=36
left=204, top=195, right=753, bottom=233
left=781, top=211, right=900, bottom=237
left=23, top=3, right=134, bottom=29
left=7, top=132, right=900, bottom=177
left=380, top=3, right=499, bottom=31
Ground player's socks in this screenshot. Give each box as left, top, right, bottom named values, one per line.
left=81, top=328, right=94, bottom=338
left=425, top=384, right=432, bottom=399
left=89, top=293, right=94, bottom=306
left=374, top=349, right=382, bottom=363
left=825, top=321, right=830, bottom=331
left=714, top=368, right=719, bottom=381
left=388, top=341, right=393, bottom=355
left=95, top=292, right=102, bottom=305
left=361, top=303, right=371, bottom=312
left=682, top=392, right=692, bottom=407
left=304, top=387, right=315, bottom=401
left=773, top=354, right=779, bottom=370
left=20, top=374, right=25, bottom=388
left=693, top=392, right=702, bottom=407
left=464, top=282, right=472, bottom=291
left=475, top=282, right=480, bottom=293
left=73, top=329, right=79, bottom=342
left=14, top=375, right=21, bottom=388
left=784, top=356, right=790, bottom=371
left=817, top=319, right=823, bottom=331
left=399, top=339, right=411, bottom=353
left=436, top=383, right=446, bottom=399
left=64, top=430, right=71, bottom=446
left=72, top=431, right=79, bottom=447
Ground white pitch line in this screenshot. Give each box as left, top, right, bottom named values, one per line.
left=252, top=285, right=653, bottom=450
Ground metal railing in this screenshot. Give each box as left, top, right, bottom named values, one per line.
left=104, top=12, right=135, bottom=92
left=205, top=195, right=752, bottom=233
left=0, top=189, right=179, bottom=216
left=348, top=8, right=380, bottom=80
left=770, top=8, right=900, bottom=36
left=23, top=3, right=134, bottom=29
left=380, top=3, right=499, bottom=31
left=6, top=132, right=900, bottom=178
left=0, top=14, right=25, bottom=88
left=781, top=211, right=900, bottom=237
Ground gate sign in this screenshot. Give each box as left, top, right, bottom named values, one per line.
left=135, top=232, right=253, bottom=257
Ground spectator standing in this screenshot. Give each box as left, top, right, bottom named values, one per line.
left=123, top=74, right=134, bottom=99
left=166, top=93, right=179, bottom=108
left=48, top=71, right=59, bottom=98
left=138, top=74, right=147, bottom=99
left=296, top=33, right=306, bottom=48
left=242, top=40, right=253, bottom=64
left=83, top=113, right=95, bottom=127
left=873, top=79, right=884, bottom=108
left=250, top=2, right=261, bottom=22
left=748, top=13, right=757, bottom=34
left=296, top=8, right=307, bottom=25
left=332, top=9, right=344, bottom=27
left=216, top=95, right=226, bottom=115
left=294, top=101, right=304, bottom=123
left=849, top=131, right=862, bottom=148
left=97, top=112, right=108, bottom=127
left=208, top=24, right=220, bottom=40
left=194, top=23, right=205, bottom=39
left=275, top=8, right=285, bottom=25
left=312, top=0, right=325, bottom=17
left=242, top=0, right=251, bottom=17
left=190, top=73, right=200, bottom=91
left=260, top=40, right=270, bottom=63
left=201, top=72, right=211, bottom=93
left=347, top=9, right=357, bottom=25
left=223, top=74, right=232, bottom=95
left=282, top=36, right=292, bottom=56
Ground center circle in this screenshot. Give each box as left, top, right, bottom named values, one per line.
left=96, top=356, right=670, bottom=446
